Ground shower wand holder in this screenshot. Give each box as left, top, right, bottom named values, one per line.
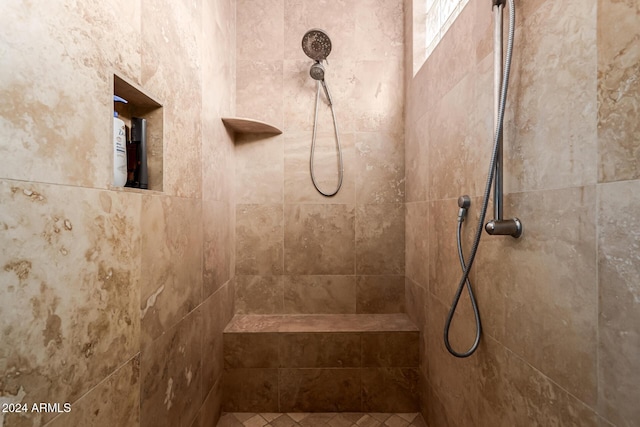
left=485, top=218, right=522, bottom=238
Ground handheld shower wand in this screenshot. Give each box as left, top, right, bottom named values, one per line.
left=301, top=29, right=343, bottom=197
left=309, top=61, right=334, bottom=106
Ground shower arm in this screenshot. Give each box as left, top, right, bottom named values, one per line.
left=486, top=0, right=522, bottom=238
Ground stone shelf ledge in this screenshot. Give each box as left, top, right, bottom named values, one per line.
left=221, top=117, right=282, bottom=135
left=224, top=313, right=419, bottom=333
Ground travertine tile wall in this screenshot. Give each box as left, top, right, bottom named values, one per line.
left=0, top=1, right=236, bottom=426
left=404, top=0, right=640, bottom=425
left=234, top=0, right=406, bottom=315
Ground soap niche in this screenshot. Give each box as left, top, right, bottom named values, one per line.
left=113, top=74, right=163, bottom=192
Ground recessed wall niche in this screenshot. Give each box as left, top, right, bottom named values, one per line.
left=113, top=74, right=163, bottom=192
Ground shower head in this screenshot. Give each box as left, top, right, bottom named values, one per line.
left=302, top=28, right=332, bottom=61
left=309, top=62, right=325, bottom=81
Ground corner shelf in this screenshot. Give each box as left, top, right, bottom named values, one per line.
left=221, top=117, right=282, bottom=135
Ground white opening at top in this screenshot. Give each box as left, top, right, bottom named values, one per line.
left=412, top=0, right=471, bottom=76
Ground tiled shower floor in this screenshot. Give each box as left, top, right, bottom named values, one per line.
left=217, top=412, right=427, bottom=427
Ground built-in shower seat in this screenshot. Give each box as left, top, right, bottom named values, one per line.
left=222, top=313, right=420, bottom=413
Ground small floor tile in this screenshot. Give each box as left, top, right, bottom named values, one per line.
left=244, top=414, right=269, bottom=427
left=383, top=414, right=409, bottom=427
left=234, top=413, right=258, bottom=423
left=396, top=414, right=418, bottom=423
left=218, top=412, right=427, bottom=427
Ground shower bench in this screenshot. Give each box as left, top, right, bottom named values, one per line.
left=222, top=313, right=420, bottom=413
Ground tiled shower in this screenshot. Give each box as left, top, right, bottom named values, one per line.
left=0, top=0, right=638, bottom=427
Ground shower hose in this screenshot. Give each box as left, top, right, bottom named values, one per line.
left=310, top=80, right=343, bottom=197
left=444, top=0, right=515, bottom=358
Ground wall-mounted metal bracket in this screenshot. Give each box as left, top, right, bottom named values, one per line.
left=485, top=218, right=522, bottom=238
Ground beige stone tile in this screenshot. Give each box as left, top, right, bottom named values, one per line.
left=203, top=200, right=233, bottom=298
left=161, top=91, right=203, bottom=198
left=403, top=279, right=428, bottom=372
left=236, top=60, right=284, bottom=131
left=236, top=0, right=284, bottom=61
left=224, top=333, right=279, bottom=369
left=46, top=356, right=140, bottom=427
left=298, top=412, right=337, bottom=427
left=235, top=276, right=285, bottom=314
left=140, top=0, right=203, bottom=198
left=339, top=412, right=365, bottom=424
left=283, top=59, right=319, bottom=133
left=355, top=204, right=405, bottom=275
left=327, top=413, right=356, bottom=427
left=476, top=187, right=598, bottom=406
left=236, top=134, right=284, bottom=204
left=353, top=60, right=404, bottom=134
left=140, top=308, right=203, bottom=427
left=427, top=69, right=490, bottom=201
left=371, top=413, right=394, bottom=424
left=471, top=0, right=493, bottom=65
left=201, top=0, right=235, bottom=117
left=244, top=414, right=270, bottom=427
left=356, top=275, right=405, bottom=314
left=424, top=295, right=480, bottom=426
left=362, top=368, right=419, bottom=413
left=0, top=181, right=141, bottom=425
left=191, top=377, right=223, bottom=427
left=217, top=413, right=246, bottom=427
left=202, top=286, right=231, bottom=396
left=597, top=0, right=640, bottom=182
left=283, top=60, right=357, bottom=133
left=477, top=336, right=598, bottom=427
left=421, top=378, right=454, bottom=427
left=284, top=204, right=355, bottom=275
left=201, top=0, right=235, bottom=203
left=140, top=195, right=203, bottom=346
left=404, top=114, right=429, bottom=203
left=270, top=414, right=299, bottom=427
left=407, top=413, right=426, bottom=427
left=236, top=205, right=284, bottom=275
left=279, top=332, right=361, bottom=368
left=597, top=180, right=640, bottom=426
left=234, top=413, right=258, bottom=423
left=355, top=414, right=383, bottom=427
left=257, top=413, right=280, bottom=423
left=354, top=0, right=404, bottom=61
left=598, top=416, right=616, bottom=427
left=361, top=332, right=419, bottom=367
left=202, top=119, right=235, bottom=203
left=283, top=275, right=356, bottom=314
left=0, top=0, right=141, bottom=188
left=279, top=368, right=361, bottom=412
left=396, top=413, right=419, bottom=423
left=222, top=369, right=279, bottom=412
left=283, top=131, right=356, bottom=204
left=355, top=132, right=405, bottom=204
left=405, top=202, right=429, bottom=289
left=382, top=414, right=409, bottom=427
left=504, top=0, right=597, bottom=192
left=287, top=413, right=309, bottom=422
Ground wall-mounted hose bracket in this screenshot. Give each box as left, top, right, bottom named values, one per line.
left=485, top=218, right=522, bottom=238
